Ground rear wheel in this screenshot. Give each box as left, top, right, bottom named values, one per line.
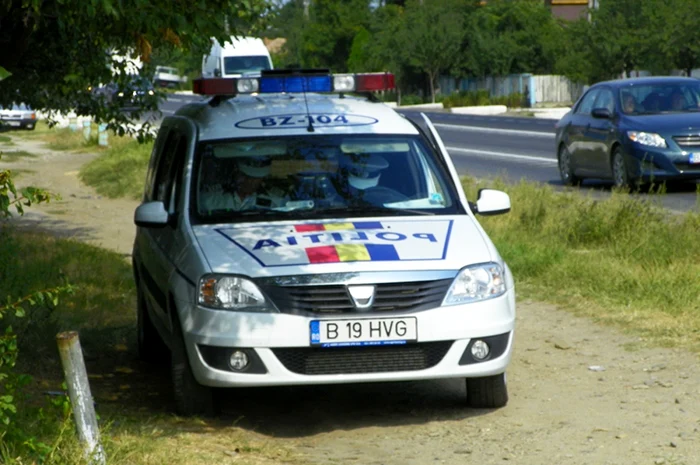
left=466, top=373, right=509, bottom=409
left=558, top=145, right=581, bottom=186
left=171, top=313, right=216, bottom=417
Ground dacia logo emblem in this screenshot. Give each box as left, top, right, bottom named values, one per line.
left=347, top=285, right=375, bottom=310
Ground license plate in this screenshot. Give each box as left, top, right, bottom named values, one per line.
left=690, top=153, right=700, bottom=164
left=310, top=317, right=418, bottom=348
left=6, top=121, right=20, bottom=127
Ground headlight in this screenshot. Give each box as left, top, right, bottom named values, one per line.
left=117, top=92, right=124, bottom=97
left=627, top=131, right=667, bottom=148
left=442, top=263, right=506, bottom=306
left=147, top=89, right=154, bottom=96
left=198, top=275, right=272, bottom=311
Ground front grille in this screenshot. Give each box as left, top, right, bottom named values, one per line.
left=272, top=341, right=453, bottom=375
left=259, top=279, right=452, bottom=315
left=673, top=135, right=700, bottom=149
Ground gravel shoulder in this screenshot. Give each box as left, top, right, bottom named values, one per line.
left=2, top=134, right=699, bottom=465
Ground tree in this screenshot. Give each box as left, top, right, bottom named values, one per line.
left=587, top=0, right=651, bottom=79
left=645, top=0, right=700, bottom=77
left=399, top=0, right=465, bottom=103
left=463, top=0, right=563, bottom=78
left=351, top=3, right=413, bottom=103
left=274, top=0, right=371, bottom=72
left=0, top=0, right=273, bottom=134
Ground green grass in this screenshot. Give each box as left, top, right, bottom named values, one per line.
left=79, top=138, right=153, bottom=200
left=0, top=134, right=14, bottom=144
left=0, top=227, right=299, bottom=464
left=462, top=176, right=700, bottom=352
left=0, top=149, right=38, bottom=162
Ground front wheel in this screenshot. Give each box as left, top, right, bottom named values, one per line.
left=171, top=313, right=216, bottom=417
left=466, top=373, right=508, bottom=409
left=611, top=147, right=632, bottom=188
left=136, top=287, right=169, bottom=363
left=558, top=145, right=581, bottom=186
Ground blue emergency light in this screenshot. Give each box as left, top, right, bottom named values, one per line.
left=192, top=69, right=395, bottom=97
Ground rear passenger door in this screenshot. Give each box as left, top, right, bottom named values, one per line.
left=568, top=88, right=600, bottom=175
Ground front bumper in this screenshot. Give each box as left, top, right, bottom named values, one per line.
left=0, top=117, right=35, bottom=128
left=627, top=143, right=700, bottom=181
left=175, top=288, right=516, bottom=388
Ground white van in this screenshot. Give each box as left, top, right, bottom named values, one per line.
left=202, top=36, right=273, bottom=78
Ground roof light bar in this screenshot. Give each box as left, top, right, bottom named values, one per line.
left=192, top=70, right=395, bottom=96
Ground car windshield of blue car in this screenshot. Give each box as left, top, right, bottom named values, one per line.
left=620, top=82, right=700, bottom=115
left=192, top=134, right=463, bottom=223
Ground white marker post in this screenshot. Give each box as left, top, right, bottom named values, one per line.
left=82, top=119, right=92, bottom=141
left=98, top=123, right=108, bottom=146
left=56, top=331, right=106, bottom=465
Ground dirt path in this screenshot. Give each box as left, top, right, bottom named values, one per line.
left=2, top=134, right=699, bottom=465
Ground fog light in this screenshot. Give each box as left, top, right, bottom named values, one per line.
left=471, top=340, right=490, bottom=360
left=229, top=350, right=249, bottom=371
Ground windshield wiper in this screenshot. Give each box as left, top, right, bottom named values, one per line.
left=296, top=205, right=436, bottom=217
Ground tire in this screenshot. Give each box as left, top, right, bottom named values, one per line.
left=558, top=145, right=581, bottom=186
left=611, top=147, right=632, bottom=188
left=171, top=312, right=216, bottom=417
left=136, top=286, right=169, bottom=363
left=466, top=373, right=509, bottom=409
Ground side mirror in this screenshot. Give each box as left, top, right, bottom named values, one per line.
left=591, top=107, right=612, bottom=119
left=135, top=201, right=169, bottom=228
left=214, top=68, right=221, bottom=78
left=474, top=189, right=511, bottom=216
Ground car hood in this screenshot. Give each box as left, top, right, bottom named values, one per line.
left=624, top=112, right=700, bottom=133
left=192, top=215, right=494, bottom=277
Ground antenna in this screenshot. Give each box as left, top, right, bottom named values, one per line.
left=302, top=79, right=314, bottom=133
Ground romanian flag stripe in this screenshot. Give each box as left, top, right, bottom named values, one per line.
left=294, top=221, right=384, bottom=233
left=306, top=243, right=399, bottom=264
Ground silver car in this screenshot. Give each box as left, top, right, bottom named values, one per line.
left=132, top=70, right=516, bottom=417
left=0, top=103, right=36, bottom=130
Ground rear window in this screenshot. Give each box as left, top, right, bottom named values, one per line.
left=191, top=134, right=463, bottom=223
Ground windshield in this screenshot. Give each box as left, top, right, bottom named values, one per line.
left=223, top=56, right=272, bottom=75
left=620, top=82, right=700, bottom=115
left=192, top=134, right=462, bottom=223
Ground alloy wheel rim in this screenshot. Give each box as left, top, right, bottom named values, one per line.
left=559, top=149, right=571, bottom=181
left=613, top=154, right=625, bottom=186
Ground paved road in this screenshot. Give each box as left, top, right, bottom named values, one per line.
left=148, top=94, right=700, bottom=213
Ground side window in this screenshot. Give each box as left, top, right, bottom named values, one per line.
left=152, top=132, right=187, bottom=212
left=143, top=129, right=169, bottom=202
left=575, top=89, right=600, bottom=115
left=594, top=88, right=615, bottom=113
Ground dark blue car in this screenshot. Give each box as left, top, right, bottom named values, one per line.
left=555, top=76, right=700, bottom=187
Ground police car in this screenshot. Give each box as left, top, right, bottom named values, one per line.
left=132, top=69, right=516, bottom=416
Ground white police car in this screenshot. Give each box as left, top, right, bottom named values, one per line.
left=132, top=69, right=516, bottom=416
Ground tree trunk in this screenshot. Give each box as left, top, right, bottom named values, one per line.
left=428, top=70, right=436, bottom=104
